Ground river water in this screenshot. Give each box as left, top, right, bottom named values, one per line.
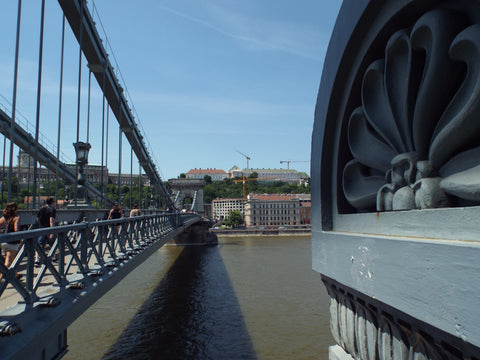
left=64, top=235, right=334, bottom=360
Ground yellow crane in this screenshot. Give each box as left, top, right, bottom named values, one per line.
left=233, top=175, right=279, bottom=200
left=236, top=150, right=251, bottom=169
left=279, top=160, right=308, bottom=170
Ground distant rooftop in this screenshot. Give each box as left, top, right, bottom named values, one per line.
left=248, top=193, right=298, bottom=201
left=241, top=168, right=298, bottom=173
left=187, top=168, right=227, bottom=175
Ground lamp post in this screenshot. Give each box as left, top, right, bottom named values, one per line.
left=67, top=141, right=93, bottom=209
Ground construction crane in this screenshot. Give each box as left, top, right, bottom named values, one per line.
left=279, top=160, right=309, bottom=170
left=233, top=175, right=279, bottom=200
left=236, top=150, right=251, bottom=169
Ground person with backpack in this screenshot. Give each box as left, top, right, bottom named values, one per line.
left=35, top=197, right=56, bottom=267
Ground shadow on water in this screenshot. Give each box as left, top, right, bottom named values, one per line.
left=102, top=245, right=257, bottom=360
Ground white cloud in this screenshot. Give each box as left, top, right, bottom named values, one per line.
left=158, top=3, right=328, bottom=61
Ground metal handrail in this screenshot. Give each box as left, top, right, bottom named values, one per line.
left=0, top=213, right=199, bottom=304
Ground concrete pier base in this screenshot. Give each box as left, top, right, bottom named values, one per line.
left=173, top=221, right=218, bottom=246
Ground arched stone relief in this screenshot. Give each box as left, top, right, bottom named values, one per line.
left=327, top=284, right=343, bottom=347
left=355, top=304, right=377, bottom=360
left=322, top=279, right=473, bottom=360
left=342, top=8, right=480, bottom=213
left=378, top=315, right=409, bottom=360
left=339, top=295, right=357, bottom=356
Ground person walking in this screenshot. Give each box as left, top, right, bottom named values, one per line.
left=129, top=204, right=141, bottom=217
left=0, top=202, right=21, bottom=280
left=35, top=197, right=56, bottom=267
left=108, top=203, right=123, bottom=234
left=129, top=204, right=141, bottom=239
left=108, top=203, right=123, bottom=220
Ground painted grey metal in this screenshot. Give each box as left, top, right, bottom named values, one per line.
left=57, top=0, right=172, bottom=208
left=311, top=0, right=480, bottom=358
left=314, top=233, right=480, bottom=356
left=0, top=213, right=201, bottom=360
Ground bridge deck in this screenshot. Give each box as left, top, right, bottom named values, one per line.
left=0, top=248, right=98, bottom=312
left=0, top=213, right=202, bottom=360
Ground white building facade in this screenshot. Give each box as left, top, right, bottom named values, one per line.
left=212, top=198, right=245, bottom=220
left=227, top=166, right=302, bottom=184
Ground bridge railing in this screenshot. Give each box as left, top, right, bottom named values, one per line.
left=0, top=213, right=198, bottom=306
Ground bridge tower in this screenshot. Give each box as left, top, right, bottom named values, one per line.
left=168, top=179, right=205, bottom=214
left=312, top=0, right=480, bottom=358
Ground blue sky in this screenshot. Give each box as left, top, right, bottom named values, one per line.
left=0, top=0, right=342, bottom=180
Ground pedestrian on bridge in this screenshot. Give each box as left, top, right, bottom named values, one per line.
left=35, top=197, right=56, bottom=267
left=108, top=203, right=123, bottom=234
left=0, top=202, right=21, bottom=280
left=108, top=203, right=123, bottom=220
left=129, top=204, right=141, bottom=217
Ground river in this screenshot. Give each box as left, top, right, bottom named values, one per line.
left=64, top=235, right=334, bottom=360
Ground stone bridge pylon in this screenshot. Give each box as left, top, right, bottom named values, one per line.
left=168, top=179, right=205, bottom=214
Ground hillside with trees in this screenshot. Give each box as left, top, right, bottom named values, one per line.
left=203, top=173, right=310, bottom=204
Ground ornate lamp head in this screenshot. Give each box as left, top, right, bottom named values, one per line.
left=73, top=142, right=91, bottom=165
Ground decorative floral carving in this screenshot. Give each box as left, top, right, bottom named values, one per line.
left=343, top=9, right=480, bottom=212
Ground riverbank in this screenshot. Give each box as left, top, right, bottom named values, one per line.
left=210, top=227, right=311, bottom=237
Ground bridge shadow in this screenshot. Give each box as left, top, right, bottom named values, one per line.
left=102, top=245, right=257, bottom=360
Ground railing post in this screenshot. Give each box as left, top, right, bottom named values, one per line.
left=25, top=236, right=35, bottom=300
left=58, top=232, right=65, bottom=278
left=80, top=224, right=89, bottom=272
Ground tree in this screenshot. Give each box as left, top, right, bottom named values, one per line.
left=204, top=175, right=212, bottom=184
left=225, top=210, right=244, bottom=228
left=179, top=173, right=186, bottom=178
left=203, top=178, right=310, bottom=204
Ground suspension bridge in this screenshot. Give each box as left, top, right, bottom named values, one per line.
left=0, top=1, right=209, bottom=358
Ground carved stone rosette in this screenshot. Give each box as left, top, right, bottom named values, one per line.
left=323, top=279, right=477, bottom=360
left=342, top=8, right=480, bottom=213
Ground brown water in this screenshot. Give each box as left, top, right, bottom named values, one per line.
left=64, top=236, right=333, bottom=359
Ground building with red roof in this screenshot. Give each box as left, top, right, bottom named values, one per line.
left=186, top=168, right=228, bottom=181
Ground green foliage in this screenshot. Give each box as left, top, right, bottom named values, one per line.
left=225, top=210, right=243, bottom=228
left=38, top=180, right=64, bottom=197
left=179, top=173, right=186, bottom=178
left=204, top=175, right=212, bottom=184
left=203, top=178, right=310, bottom=204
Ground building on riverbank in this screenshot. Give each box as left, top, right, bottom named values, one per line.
left=212, top=198, right=244, bottom=220
left=243, top=193, right=311, bottom=227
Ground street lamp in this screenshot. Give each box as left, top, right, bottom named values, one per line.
left=67, top=141, right=93, bottom=209
left=74, top=141, right=91, bottom=165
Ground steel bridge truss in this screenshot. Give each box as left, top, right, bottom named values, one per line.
left=0, top=108, right=111, bottom=206
left=0, top=213, right=200, bottom=360
left=58, top=0, right=172, bottom=207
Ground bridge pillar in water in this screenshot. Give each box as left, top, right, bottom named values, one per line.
left=173, top=221, right=218, bottom=246
left=312, top=0, right=480, bottom=358
left=169, top=179, right=205, bottom=214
